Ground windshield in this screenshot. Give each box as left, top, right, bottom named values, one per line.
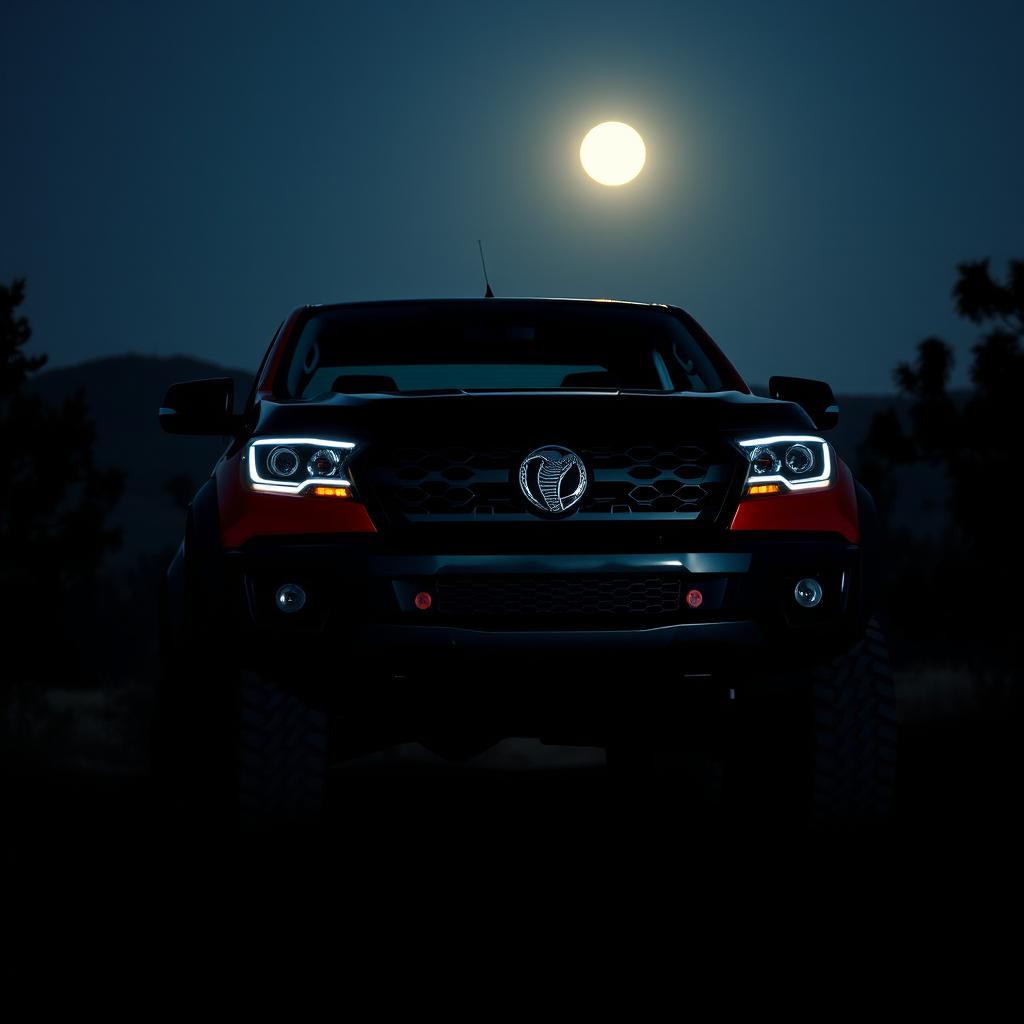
left=279, top=303, right=728, bottom=398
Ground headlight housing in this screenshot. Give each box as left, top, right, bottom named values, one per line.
left=246, top=437, right=356, bottom=495
left=737, top=435, right=832, bottom=493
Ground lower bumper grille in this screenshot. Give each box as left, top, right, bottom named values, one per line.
left=435, top=575, right=682, bottom=618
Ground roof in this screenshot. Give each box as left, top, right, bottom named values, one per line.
left=303, top=296, right=674, bottom=314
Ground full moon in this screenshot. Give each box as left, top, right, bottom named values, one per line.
left=580, top=121, right=646, bottom=186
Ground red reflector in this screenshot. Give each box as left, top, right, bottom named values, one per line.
left=686, top=588, right=703, bottom=609
left=414, top=591, right=432, bottom=611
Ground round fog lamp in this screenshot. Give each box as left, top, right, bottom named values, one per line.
left=275, top=583, right=307, bottom=614
left=794, top=578, right=823, bottom=608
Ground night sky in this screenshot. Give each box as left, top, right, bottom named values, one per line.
left=3, top=0, right=1023, bottom=392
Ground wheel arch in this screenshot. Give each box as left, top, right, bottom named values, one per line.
left=854, top=480, right=882, bottom=620
left=162, top=476, right=226, bottom=641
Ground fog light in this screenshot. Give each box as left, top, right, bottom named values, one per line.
left=685, top=588, right=703, bottom=609
left=275, top=583, right=307, bottom=614
left=794, top=578, right=823, bottom=608
left=414, top=591, right=432, bottom=611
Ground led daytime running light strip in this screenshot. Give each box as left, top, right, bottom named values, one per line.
left=247, top=437, right=355, bottom=494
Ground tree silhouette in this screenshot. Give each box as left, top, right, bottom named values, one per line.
left=0, top=279, right=123, bottom=693
left=862, top=259, right=1024, bottom=672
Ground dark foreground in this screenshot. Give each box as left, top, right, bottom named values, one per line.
left=3, top=681, right=1019, bottom=910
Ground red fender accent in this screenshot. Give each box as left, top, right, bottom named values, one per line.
left=216, top=455, right=376, bottom=548
left=729, top=457, right=860, bottom=543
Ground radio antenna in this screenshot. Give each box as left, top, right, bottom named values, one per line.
left=477, top=240, right=495, bottom=298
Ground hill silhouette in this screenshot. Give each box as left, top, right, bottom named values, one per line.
left=32, top=354, right=253, bottom=559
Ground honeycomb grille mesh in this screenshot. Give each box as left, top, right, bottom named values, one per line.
left=369, top=443, right=731, bottom=519
left=435, top=575, right=682, bottom=618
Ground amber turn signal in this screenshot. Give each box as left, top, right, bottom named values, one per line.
left=311, top=486, right=350, bottom=498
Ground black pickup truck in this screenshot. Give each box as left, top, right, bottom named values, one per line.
left=156, top=298, right=895, bottom=821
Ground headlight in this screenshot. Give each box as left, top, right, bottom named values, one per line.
left=737, top=435, right=832, bottom=493
left=246, top=437, right=356, bottom=495
left=307, top=448, right=341, bottom=477
left=268, top=446, right=300, bottom=477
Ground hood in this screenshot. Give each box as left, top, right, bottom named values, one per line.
left=252, top=389, right=816, bottom=448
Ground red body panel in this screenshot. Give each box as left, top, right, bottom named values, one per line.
left=216, top=456, right=376, bottom=548
left=729, top=458, right=860, bottom=544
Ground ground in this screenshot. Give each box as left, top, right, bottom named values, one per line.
left=2, top=665, right=1018, bottom=905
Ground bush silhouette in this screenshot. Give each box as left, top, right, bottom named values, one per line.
left=862, top=259, right=1024, bottom=681
left=0, top=279, right=123, bottom=694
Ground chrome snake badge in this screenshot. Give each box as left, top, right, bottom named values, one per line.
left=518, top=446, right=588, bottom=513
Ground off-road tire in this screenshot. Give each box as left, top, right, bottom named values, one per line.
left=606, top=620, right=897, bottom=824
left=238, top=671, right=328, bottom=821
left=726, top=618, right=898, bottom=824
left=807, top=619, right=897, bottom=820
left=153, top=638, right=329, bottom=823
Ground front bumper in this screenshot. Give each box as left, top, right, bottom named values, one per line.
left=220, top=533, right=870, bottom=673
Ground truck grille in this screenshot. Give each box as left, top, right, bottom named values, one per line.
left=435, top=575, right=682, bottom=618
left=368, top=443, right=734, bottom=521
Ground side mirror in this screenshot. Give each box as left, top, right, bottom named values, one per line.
left=768, top=375, right=839, bottom=431
left=159, top=378, right=238, bottom=435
